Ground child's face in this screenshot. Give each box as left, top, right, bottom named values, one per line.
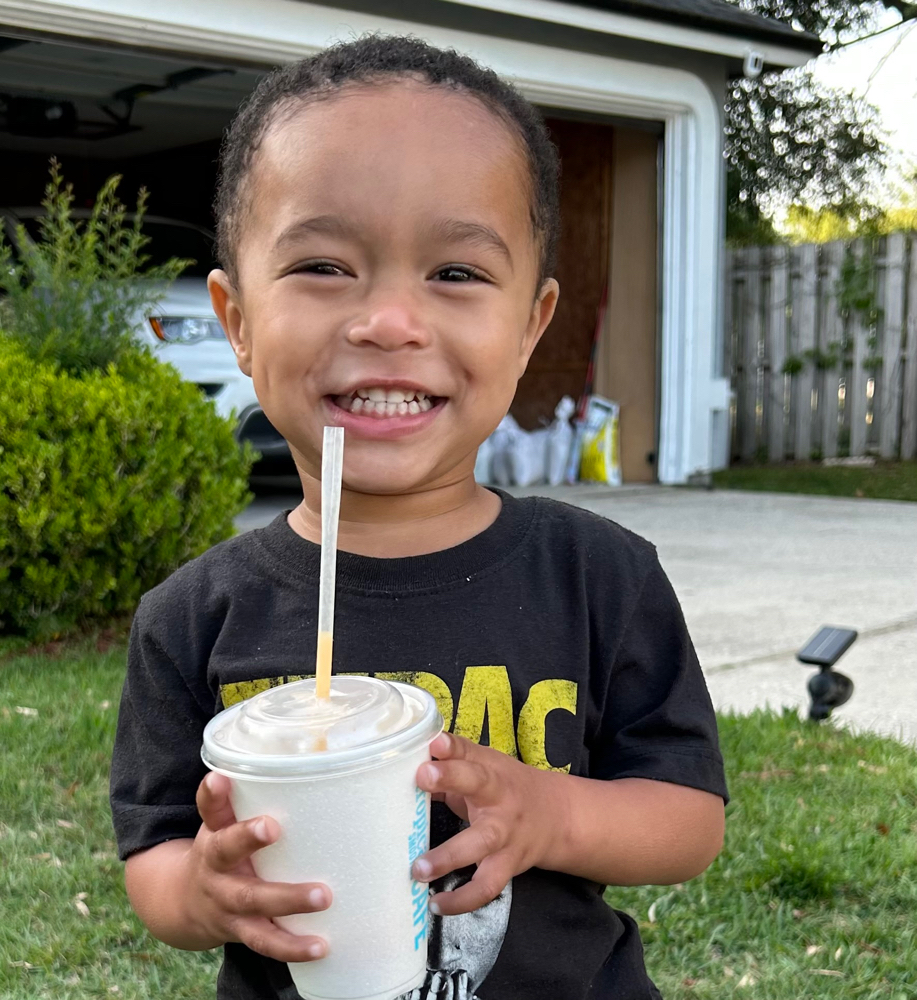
left=210, top=80, right=558, bottom=495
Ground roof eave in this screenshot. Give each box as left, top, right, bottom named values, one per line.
left=440, top=0, right=822, bottom=68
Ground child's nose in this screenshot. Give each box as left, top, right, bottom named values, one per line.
left=345, top=304, right=431, bottom=351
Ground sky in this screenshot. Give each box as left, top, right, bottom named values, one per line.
left=811, top=9, right=917, bottom=202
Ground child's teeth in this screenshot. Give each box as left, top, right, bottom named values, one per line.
left=340, top=388, right=437, bottom=415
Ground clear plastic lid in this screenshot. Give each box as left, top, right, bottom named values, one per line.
left=201, top=676, right=442, bottom=780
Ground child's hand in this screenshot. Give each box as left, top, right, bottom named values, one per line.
left=185, top=772, right=332, bottom=961
left=412, top=733, right=565, bottom=916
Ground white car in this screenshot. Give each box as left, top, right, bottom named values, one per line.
left=1, top=208, right=289, bottom=464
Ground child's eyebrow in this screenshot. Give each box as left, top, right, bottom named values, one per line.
left=271, top=214, right=513, bottom=270
left=273, top=215, right=353, bottom=253
left=430, top=219, right=513, bottom=269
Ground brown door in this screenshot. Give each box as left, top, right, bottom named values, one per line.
left=595, top=126, right=659, bottom=483
left=511, top=117, right=659, bottom=484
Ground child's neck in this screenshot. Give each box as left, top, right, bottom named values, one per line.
left=289, top=474, right=502, bottom=558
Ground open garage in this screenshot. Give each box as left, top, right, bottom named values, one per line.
left=0, top=36, right=261, bottom=230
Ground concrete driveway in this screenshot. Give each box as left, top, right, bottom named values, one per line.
left=239, top=485, right=917, bottom=743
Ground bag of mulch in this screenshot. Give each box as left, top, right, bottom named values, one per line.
left=508, top=426, right=549, bottom=488
left=474, top=435, right=494, bottom=483
left=564, top=420, right=586, bottom=484
left=488, top=414, right=520, bottom=486
left=545, top=396, right=576, bottom=486
left=578, top=395, right=621, bottom=486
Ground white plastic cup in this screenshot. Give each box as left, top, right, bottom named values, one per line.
left=201, top=676, right=443, bottom=1000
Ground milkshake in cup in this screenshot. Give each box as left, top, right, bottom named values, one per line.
left=202, top=675, right=443, bottom=1000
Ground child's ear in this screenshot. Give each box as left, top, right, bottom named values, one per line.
left=208, top=269, right=252, bottom=376
left=518, top=277, right=559, bottom=376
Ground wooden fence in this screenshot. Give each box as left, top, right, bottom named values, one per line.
left=725, top=233, right=917, bottom=463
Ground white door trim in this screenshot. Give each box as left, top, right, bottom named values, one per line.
left=0, top=0, right=727, bottom=482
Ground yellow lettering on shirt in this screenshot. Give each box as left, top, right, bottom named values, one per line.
left=219, top=667, right=578, bottom=772
left=518, top=679, right=578, bottom=772
left=219, top=676, right=284, bottom=708
left=453, top=666, right=518, bottom=758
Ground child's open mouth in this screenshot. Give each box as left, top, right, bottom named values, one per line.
left=330, top=387, right=444, bottom=418
left=324, top=386, right=448, bottom=439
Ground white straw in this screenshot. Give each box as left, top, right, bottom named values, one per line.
left=315, top=426, right=344, bottom=700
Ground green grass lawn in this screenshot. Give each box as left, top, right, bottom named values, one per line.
left=2, top=643, right=916, bottom=999
left=614, top=716, right=917, bottom=999
left=712, top=460, right=917, bottom=503
left=0, top=640, right=220, bottom=999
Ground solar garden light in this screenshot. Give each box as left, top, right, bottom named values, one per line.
left=797, top=626, right=858, bottom=722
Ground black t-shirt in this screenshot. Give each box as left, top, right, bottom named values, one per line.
left=111, top=492, right=727, bottom=1000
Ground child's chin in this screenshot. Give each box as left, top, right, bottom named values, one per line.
left=344, top=463, right=437, bottom=497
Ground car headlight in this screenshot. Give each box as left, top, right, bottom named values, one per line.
left=150, top=316, right=226, bottom=344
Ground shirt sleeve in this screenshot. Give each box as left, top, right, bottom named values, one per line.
left=110, top=598, right=213, bottom=860
left=587, top=551, right=729, bottom=803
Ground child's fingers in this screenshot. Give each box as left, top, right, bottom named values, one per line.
left=412, top=822, right=504, bottom=883
left=417, top=758, right=496, bottom=803
left=231, top=916, right=328, bottom=964
left=428, top=852, right=515, bottom=916
left=196, top=772, right=238, bottom=832
left=216, top=876, right=331, bottom=920
left=205, top=816, right=279, bottom=873
left=429, top=732, right=456, bottom=759
left=429, top=731, right=477, bottom=761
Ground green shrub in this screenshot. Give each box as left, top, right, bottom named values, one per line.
left=0, top=341, right=253, bottom=638
left=0, top=160, right=190, bottom=375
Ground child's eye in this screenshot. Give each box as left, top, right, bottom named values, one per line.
left=434, top=265, right=485, bottom=283
left=291, top=260, right=348, bottom=276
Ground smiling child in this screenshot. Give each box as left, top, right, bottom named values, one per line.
left=111, top=35, right=727, bottom=1000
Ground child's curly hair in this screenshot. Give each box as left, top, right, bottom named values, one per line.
left=214, top=34, right=560, bottom=287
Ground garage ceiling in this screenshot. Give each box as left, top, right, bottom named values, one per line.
left=0, top=35, right=264, bottom=157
